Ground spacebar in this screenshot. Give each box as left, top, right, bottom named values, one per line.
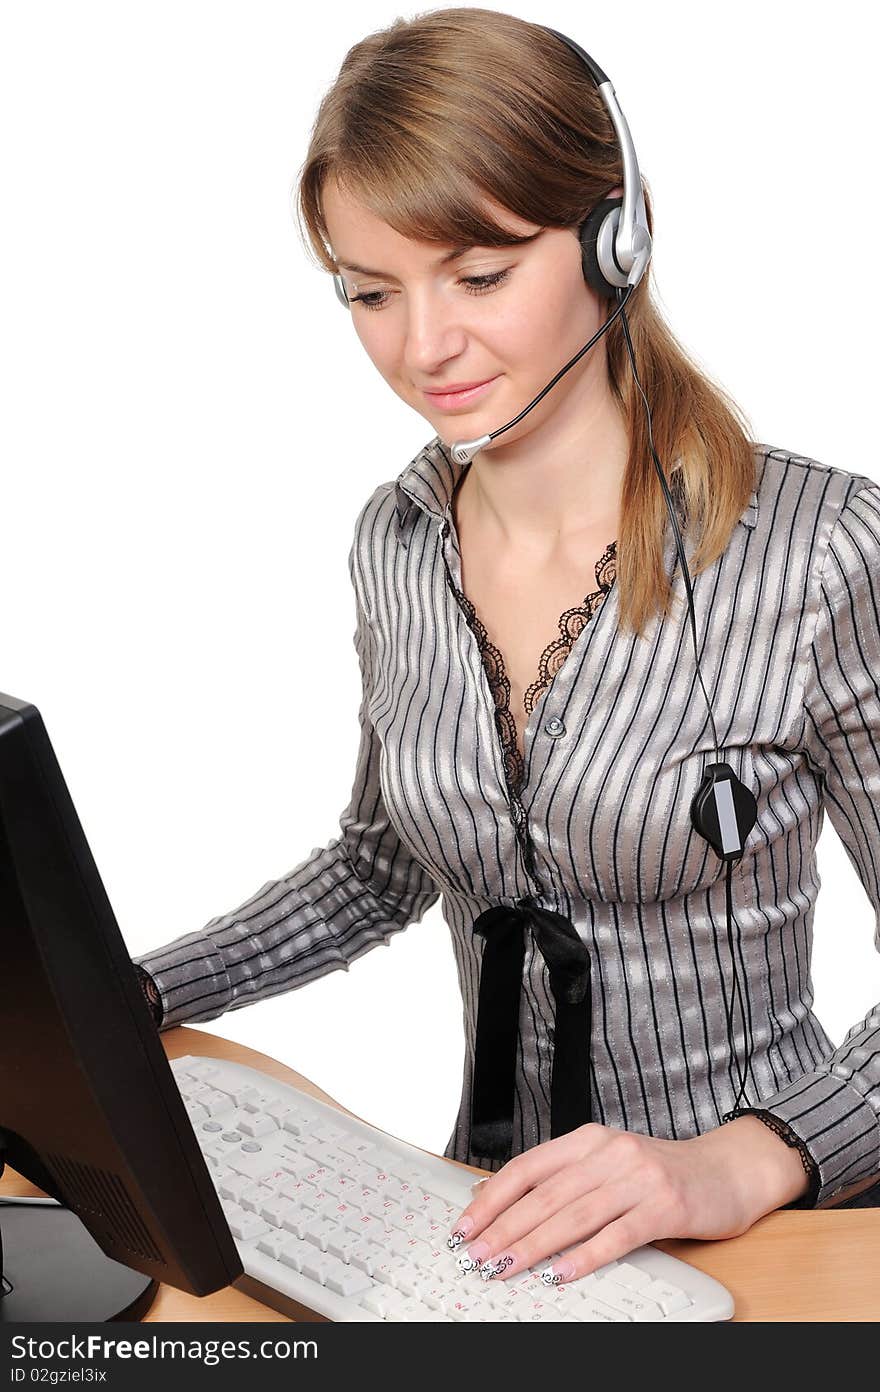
left=240, top=1246, right=380, bottom=1322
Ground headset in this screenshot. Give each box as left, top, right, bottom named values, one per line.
left=331, top=26, right=759, bottom=1120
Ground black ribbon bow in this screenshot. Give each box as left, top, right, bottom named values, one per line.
left=469, top=898, right=592, bottom=1161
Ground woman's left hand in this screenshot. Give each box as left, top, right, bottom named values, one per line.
left=447, top=1116, right=810, bottom=1285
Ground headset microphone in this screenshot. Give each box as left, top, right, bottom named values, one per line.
left=446, top=285, right=636, bottom=466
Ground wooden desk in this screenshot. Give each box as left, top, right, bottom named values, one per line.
left=2, top=1027, right=879, bottom=1322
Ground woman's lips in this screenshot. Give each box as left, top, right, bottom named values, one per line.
left=422, top=376, right=500, bottom=410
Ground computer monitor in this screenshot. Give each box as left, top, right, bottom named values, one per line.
left=0, top=690, right=243, bottom=1321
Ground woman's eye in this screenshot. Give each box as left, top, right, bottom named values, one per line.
left=349, top=268, right=511, bottom=312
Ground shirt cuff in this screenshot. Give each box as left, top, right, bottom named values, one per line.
left=722, top=1107, right=820, bottom=1209
left=133, top=963, right=164, bottom=1028
left=726, top=1069, right=880, bottom=1209
left=131, top=934, right=232, bottom=1030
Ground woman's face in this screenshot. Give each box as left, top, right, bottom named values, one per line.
left=322, top=178, right=618, bottom=447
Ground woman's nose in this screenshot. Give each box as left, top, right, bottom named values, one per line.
left=403, top=289, right=468, bottom=372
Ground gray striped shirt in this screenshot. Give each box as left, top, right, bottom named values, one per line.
left=134, top=437, right=880, bottom=1208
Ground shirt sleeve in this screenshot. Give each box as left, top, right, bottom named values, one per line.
left=130, top=516, right=441, bottom=1030
left=727, top=481, right=880, bottom=1208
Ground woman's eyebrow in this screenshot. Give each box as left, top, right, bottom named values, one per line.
left=337, top=233, right=541, bottom=280
left=336, top=245, right=473, bottom=279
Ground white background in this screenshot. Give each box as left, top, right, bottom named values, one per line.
left=2, top=0, right=878, bottom=1159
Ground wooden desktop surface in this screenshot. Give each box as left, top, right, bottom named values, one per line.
left=2, top=1026, right=879, bottom=1323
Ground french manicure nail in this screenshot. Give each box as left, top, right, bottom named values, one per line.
left=456, top=1247, right=486, bottom=1273
left=446, top=1216, right=475, bottom=1250
left=540, top=1258, right=575, bottom=1285
left=459, top=1240, right=490, bottom=1268
left=480, top=1251, right=516, bottom=1280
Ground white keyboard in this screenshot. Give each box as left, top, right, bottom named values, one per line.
left=170, top=1055, right=735, bottom=1322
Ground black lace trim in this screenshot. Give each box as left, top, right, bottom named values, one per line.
left=451, top=540, right=617, bottom=797
left=721, top=1106, right=821, bottom=1209
left=134, top=963, right=164, bottom=1028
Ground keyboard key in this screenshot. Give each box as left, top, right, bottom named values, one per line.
left=276, top=1152, right=314, bottom=1177
left=339, top=1207, right=380, bottom=1234
left=337, top=1137, right=379, bottom=1162
left=217, top=1082, right=261, bottom=1107
left=201, top=1090, right=236, bottom=1117
left=186, top=1061, right=221, bottom=1082
left=326, top=1230, right=363, bottom=1262
left=371, top=1255, right=408, bottom=1287
left=642, top=1279, right=694, bottom=1315
left=347, top=1243, right=379, bottom=1276
left=227, top=1209, right=270, bottom=1242
left=299, top=1252, right=337, bottom=1285
left=227, top=1150, right=280, bottom=1182
left=240, top=1182, right=275, bottom=1212
left=394, top=1269, right=436, bottom=1300
left=325, top=1266, right=373, bottom=1298
left=280, top=1210, right=314, bottom=1240
left=257, top=1232, right=290, bottom=1262
left=577, top=1293, right=634, bottom=1322
left=448, top=1294, right=477, bottom=1320
left=238, top=1114, right=279, bottom=1138
left=263, top=1100, right=303, bottom=1126
left=259, top=1199, right=292, bottom=1228
left=301, top=1166, right=332, bottom=1187
left=590, top=1280, right=665, bottom=1320
left=218, top=1173, right=249, bottom=1203
left=201, top=1141, right=229, bottom=1162
left=382, top=1290, right=424, bottom=1320
left=386, top=1229, right=425, bottom=1259
left=278, top=1176, right=317, bottom=1202
left=300, top=1218, right=340, bottom=1252
left=612, top=1260, right=660, bottom=1292
left=360, top=1290, right=393, bottom=1318
left=420, top=1282, right=453, bottom=1311
left=182, top=1081, right=212, bottom=1102
left=278, top=1242, right=305, bottom=1274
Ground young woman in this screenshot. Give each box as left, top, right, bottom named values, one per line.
left=133, top=9, right=880, bottom=1288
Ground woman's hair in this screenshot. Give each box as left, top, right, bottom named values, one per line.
left=293, top=7, right=757, bottom=639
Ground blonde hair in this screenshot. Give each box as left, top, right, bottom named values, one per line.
left=293, top=7, right=757, bottom=639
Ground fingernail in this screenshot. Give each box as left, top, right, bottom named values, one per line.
left=480, top=1251, right=516, bottom=1281
left=540, top=1258, right=575, bottom=1285
left=456, top=1252, right=484, bottom=1275
left=446, top=1216, right=475, bottom=1250
left=457, top=1240, right=490, bottom=1270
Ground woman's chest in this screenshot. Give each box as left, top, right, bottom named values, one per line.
left=452, top=520, right=619, bottom=769
left=366, top=508, right=809, bottom=906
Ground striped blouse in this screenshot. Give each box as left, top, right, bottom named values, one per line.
left=133, top=437, right=880, bottom=1210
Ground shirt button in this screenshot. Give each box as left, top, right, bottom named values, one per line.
left=544, top=717, right=565, bottom=738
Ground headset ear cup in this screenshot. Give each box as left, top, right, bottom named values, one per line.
left=333, top=272, right=351, bottom=309
left=578, top=196, right=623, bottom=298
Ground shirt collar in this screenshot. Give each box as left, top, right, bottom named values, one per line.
left=394, top=435, right=760, bottom=545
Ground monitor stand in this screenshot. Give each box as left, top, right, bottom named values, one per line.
left=0, top=1195, right=158, bottom=1322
